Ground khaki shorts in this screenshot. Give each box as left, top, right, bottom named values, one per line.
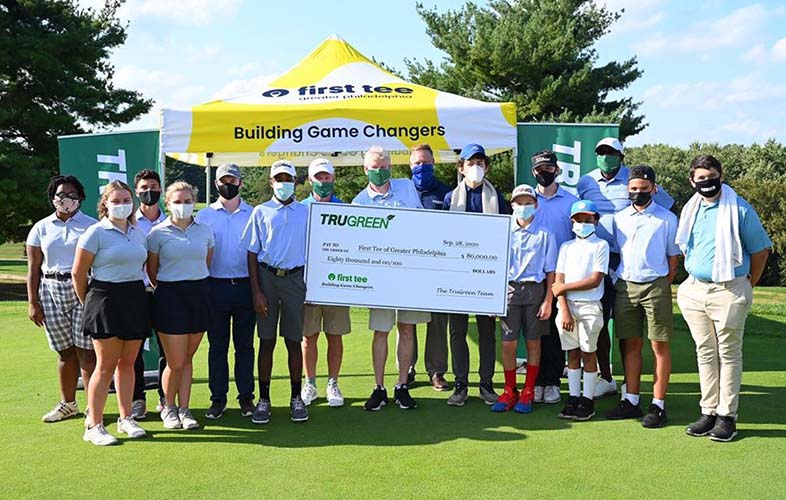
left=614, top=276, right=674, bottom=342
left=303, top=304, right=351, bottom=336
left=368, top=308, right=431, bottom=332
left=556, top=300, right=603, bottom=352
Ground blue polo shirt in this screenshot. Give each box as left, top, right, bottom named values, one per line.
left=26, top=211, right=97, bottom=273
left=683, top=196, right=771, bottom=282
left=614, top=202, right=681, bottom=283
left=195, top=199, right=253, bottom=279
left=534, top=186, right=578, bottom=247
left=577, top=165, right=675, bottom=253
left=134, top=206, right=167, bottom=236
left=77, top=218, right=147, bottom=283
left=241, top=197, right=308, bottom=269
left=508, top=217, right=558, bottom=283
left=443, top=184, right=510, bottom=214
left=352, top=178, right=423, bottom=208
left=300, top=193, right=344, bottom=205
left=147, top=218, right=215, bottom=282
left=416, top=179, right=452, bottom=211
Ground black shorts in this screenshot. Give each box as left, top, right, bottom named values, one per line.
left=82, top=279, right=152, bottom=340
left=152, top=279, right=210, bottom=334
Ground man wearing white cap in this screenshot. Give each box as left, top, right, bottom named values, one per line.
left=299, top=158, right=351, bottom=407
left=241, top=160, right=309, bottom=424
left=196, top=163, right=256, bottom=420
left=576, top=137, right=674, bottom=400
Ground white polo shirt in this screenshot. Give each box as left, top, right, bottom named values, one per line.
left=555, top=234, right=609, bottom=301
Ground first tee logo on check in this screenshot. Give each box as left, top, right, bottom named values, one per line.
left=305, top=203, right=511, bottom=315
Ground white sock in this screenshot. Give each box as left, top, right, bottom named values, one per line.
left=583, top=371, right=598, bottom=400
left=627, top=393, right=640, bottom=406
left=620, top=383, right=628, bottom=401
left=652, top=398, right=665, bottom=410
left=567, top=369, right=581, bottom=397
left=328, top=377, right=338, bottom=386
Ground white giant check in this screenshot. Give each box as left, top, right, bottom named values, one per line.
left=305, top=203, right=511, bottom=315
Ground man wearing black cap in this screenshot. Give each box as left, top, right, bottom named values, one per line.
left=529, top=150, right=579, bottom=405
left=607, top=165, right=680, bottom=428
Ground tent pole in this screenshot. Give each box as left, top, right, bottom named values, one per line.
left=206, top=152, right=213, bottom=204
left=513, top=146, right=518, bottom=186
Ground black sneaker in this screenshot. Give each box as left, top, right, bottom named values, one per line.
left=558, top=396, right=580, bottom=420
left=642, top=404, right=668, bottom=428
left=574, top=396, right=595, bottom=421
left=685, top=414, right=717, bottom=437
left=709, top=416, right=737, bottom=442
left=394, top=385, right=417, bottom=409
left=606, top=398, right=643, bottom=420
left=204, top=401, right=226, bottom=420
left=239, top=398, right=255, bottom=417
left=363, top=386, right=388, bottom=411
left=447, top=383, right=469, bottom=406
left=407, top=367, right=416, bottom=386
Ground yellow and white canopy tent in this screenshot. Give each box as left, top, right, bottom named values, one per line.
left=160, top=34, right=516, bottom=197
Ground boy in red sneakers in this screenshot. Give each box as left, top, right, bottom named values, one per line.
left=552, top=200, right=609, bottom=421
left=493, top=184, right=557, bottom=414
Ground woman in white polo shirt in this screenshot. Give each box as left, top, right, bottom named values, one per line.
left=73, top=181, right=151, bottom=446
left=26, top=175, right=97, bottom=423
left=147, top=181, right=214, bottom=431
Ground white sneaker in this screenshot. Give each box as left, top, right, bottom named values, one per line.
left=593, top=378, right=618, bottom=400
left=42, top=401, right=78, bottom=422
left=155, top=397, right=165, bottom=413
left=178, top=407, right=200, bottom=430
left=131, top=399, right=147, bottom=420
left=534, top=386, right=544, bottom=403
left=326, top=381, right=344, bottom=407
left=543, top=385, right=561, bottom=404
left=83, top=422, right=118, bottom=446
left=117, top=416, right=147, bottom=438
left=301, top=382, right=318, bottom=406
left=161, top=405, right=182, bottom=429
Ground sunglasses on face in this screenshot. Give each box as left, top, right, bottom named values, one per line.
left=54, top=192, right=80, bottom=200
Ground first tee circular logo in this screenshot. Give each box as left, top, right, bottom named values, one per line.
left=328, top=273, right=336, bottom=281
left=262, top=88, right=289, bottom=98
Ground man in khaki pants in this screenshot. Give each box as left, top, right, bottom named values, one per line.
left=676, top=155, right=770, bottom=442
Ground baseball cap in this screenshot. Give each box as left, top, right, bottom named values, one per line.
left=531, top=150, right=558, bottom=169
left=216, top=163, right=242, bottom=180
left=595, top=137, right=624, bottom=154
left=308, top=158, right=334, bottom=177
left=629, top=165, right=656, bottom=183
left=570, top=200, right=599, bottom=217
left=511, top=184, right=537, bottom=203
left=459, top=143, right=487, bottom=160
left=270, top=160, right=296, bottom=179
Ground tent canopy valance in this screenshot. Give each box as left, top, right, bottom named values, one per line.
left=160, top=35, right=516, bottom=167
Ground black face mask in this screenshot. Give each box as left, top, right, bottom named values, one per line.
left=535, top=171, right=556, bottom=187
left=628, top=191, right=652, bottom=207
left=217, top=183, right=240, bottom=200
left=138, top=190, right=160, bottom=206
left=694, top=177, right=722, bottom=198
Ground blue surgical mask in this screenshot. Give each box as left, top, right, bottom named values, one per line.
left=514, top=204, right=536, bottom=220
left=411, top=163, right=435, bottom=190
left=572, top=221, right=595, bottom=239
left=273, top=181, right=295, bottom=200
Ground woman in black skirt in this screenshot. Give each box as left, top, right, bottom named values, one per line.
left=73, top=181, right=150, bottom=446
left=147, top=181, right=214, bottom=430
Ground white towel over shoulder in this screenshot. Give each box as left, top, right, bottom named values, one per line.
left=675, top=183, right=742, bottom=283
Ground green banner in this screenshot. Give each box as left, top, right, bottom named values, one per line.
left=57, top=130, right=160, bottom=218
left=58, top=129, right=161, bottom=375
left=516, top=123, right=620, bottom=192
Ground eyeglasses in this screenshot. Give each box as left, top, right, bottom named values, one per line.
left=54, top=192, right=80, bottom=200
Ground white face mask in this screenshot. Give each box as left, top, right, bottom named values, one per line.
left=272, top=181, right=295, bottom=200
left=106, top=203, right=132, bottom=220
left=464, top=165, right=485, bottom=184
left=170, top=203, right=194, bottom=219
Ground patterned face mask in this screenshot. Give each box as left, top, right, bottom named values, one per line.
left=53, top=196, right=80, bottom=214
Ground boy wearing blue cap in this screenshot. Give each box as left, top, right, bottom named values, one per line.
left=551, top=200, right=609, bottom=420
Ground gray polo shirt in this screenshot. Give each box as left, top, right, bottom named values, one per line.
left=77, top=218, right=148, bottom=283
left=26, top=211, right=97, bottom=273
left=147, top=218, right=215, bottom=282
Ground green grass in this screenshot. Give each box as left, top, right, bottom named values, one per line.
left=0, top=241, right=25, bottom=260
left=1, top=295, right=786, bottom=499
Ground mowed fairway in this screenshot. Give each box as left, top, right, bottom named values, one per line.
left=1, top=290, right=785, bottom=499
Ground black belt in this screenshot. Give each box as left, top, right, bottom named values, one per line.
left=209, top=277, right=249, bottom=285
left=260, top=263, right=304, bottom=277
left=43, top=272, right=71, bottom=281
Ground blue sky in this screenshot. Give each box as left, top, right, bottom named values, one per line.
left=81, top=0, right=786, bottom=147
